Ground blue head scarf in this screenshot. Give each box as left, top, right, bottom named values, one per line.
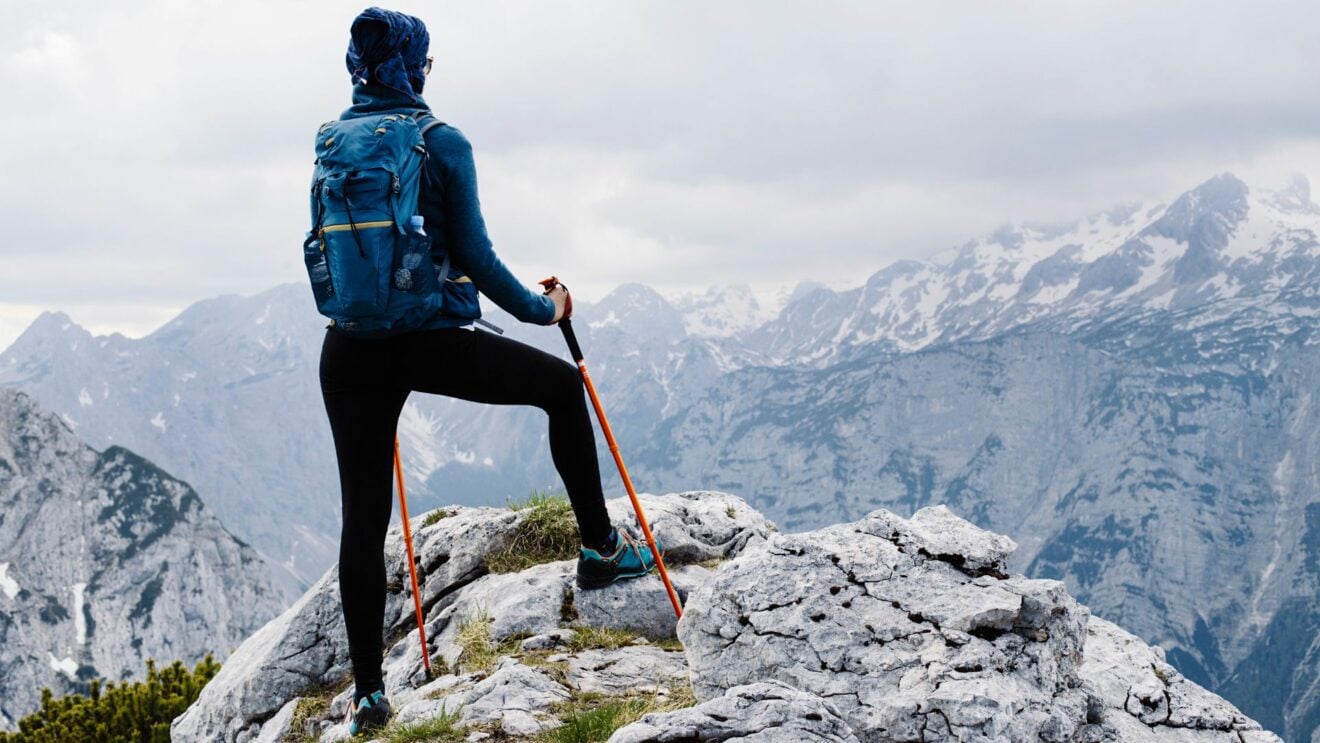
left=345, top=7, right=430, bottom=99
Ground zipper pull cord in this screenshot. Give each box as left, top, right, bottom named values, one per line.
left=340, top=188, right=367, bottom=258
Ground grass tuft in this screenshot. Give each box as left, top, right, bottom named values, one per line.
left=382, top=705, right=465, bottom=743
left=653, top=637, right=686, bottom=652
left=539, top=684, right=699, bottom=743
left=453, top=610, right=525, bottom=674
left=566, top=626, right=638, bottom=653
left=541, top=698, right=649, bottom=743
left=486, top=490, right=580, bottom=573
left=697, top=557, right=728, bottom=570
left=288, top=675, right=352, bottom=742
left=654, top=684, right=697, bottom=711
left=423, top=508, right=455, bottom=527
left=455, top=611, right=498, bottom=674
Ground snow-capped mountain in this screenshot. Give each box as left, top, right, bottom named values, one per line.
left=0, top=389, right=282, bottom=730
left=745, top=173, right=1320, bottom=366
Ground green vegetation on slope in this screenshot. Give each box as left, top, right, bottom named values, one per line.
left=486, top=491, right=580, bottom=573
left=0, top=656, right=220, bottom=743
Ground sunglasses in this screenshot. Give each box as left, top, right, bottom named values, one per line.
left=424, top=56, right=434, bottom=75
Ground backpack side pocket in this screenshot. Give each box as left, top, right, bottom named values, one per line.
left=438, top=264, right=481, bottom=319
left=303, top=231, right=337, bottom=313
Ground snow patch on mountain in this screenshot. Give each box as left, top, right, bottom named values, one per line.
left=670, top=284, right=780, bottom=337
left=588, top=310, right=619, bottom=329
left=72, top=582, right=87, bottom=645
left=0, top=562, right=18, bottom=599
left=47, top=653, right=77, bottom=680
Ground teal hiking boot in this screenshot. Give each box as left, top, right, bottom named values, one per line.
left=347, top=690, right=392, bottom=736
left=577, top=528, right=663, bottom=590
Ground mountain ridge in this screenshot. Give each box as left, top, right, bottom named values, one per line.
left=0, top=388, right=284, bottom=730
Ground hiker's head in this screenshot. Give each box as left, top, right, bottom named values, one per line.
left=346, top=7, right=430, bottom=99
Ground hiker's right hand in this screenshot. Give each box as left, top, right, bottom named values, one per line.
left=547, top=284, right=572, bottom=323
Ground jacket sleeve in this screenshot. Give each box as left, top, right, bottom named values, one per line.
left=431, top=127, right=556, bottom=325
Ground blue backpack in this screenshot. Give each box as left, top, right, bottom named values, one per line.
left=303, top=111, right=448, bottom=335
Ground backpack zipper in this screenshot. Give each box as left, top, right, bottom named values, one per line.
left=320, top=220, right=393, bottom=235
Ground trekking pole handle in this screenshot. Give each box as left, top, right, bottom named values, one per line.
left=540, top=276, right=584, bottom=362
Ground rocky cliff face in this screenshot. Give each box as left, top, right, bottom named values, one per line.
left=0, top=389, right=284, bottom=731
left=173, top=492, right=1279, bottom=742
left=0, top=290, right=340, bottom=596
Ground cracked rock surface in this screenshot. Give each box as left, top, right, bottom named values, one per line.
left=1079, top=617, right=1280, bottom=742
left=556, top=646, right=690, bottom=696
left=172, top=504, right=524, bottom=741
left=173, top=492, right=759, bottom=742
left=571, top=564, right=711, bottom=640
left=678, top=505, right=1092, bottom=741
left=609, top=681, right=860, bottom=742
left=391, top=658, right=570, bottom=736
left=677, top=505, right=1281, bottom=743
left=605, top=490, right=774, bottom=564
left=175, top=495, right=1280, bottom=742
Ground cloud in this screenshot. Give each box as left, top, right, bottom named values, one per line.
left=1, top=0, right=1319, bottom=351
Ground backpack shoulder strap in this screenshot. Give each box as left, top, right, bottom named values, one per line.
left=413, top=110, right=447, bottom=137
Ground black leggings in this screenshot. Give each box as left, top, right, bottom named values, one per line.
left=318, top=326, right=611, bottom=694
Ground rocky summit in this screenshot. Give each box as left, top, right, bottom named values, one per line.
left=172, top=491, right=1277, bottom=742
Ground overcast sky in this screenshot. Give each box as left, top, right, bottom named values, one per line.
left=2, top=0, right=1319, bottom=349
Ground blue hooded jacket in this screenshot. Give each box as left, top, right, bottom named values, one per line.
left=340, top=8, right=554, bottom=328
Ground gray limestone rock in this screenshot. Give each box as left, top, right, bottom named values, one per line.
left=173, top=494, right=1280, bottom=743
left=557, top=646, right=690, bottom=696
left=427, top=561, right=572, bottom=672
left=678, top=506, right=1090, bottom=741
left=572, top=565, right=711, bottom=640
left=605, top=491, right=773, bottom=564
left=521, top=629, right=576, bottom=651
left=1079, top=617, right=1281, bottom=742
left=858, top=505, right=1017, bottom=575
left=388, top=659, right=569, bottom=736
left=251, top=698, right=298, bottom=743
left=453, top=659, right=570, bottom=735
left=173, top=505, right=523, bottom=741
left=608, top=681, right=860, bottom=742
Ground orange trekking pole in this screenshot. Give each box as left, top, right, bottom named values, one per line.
left=539, top=277, right=683, bottom=619
left=393, top=438, right=433, bottom=677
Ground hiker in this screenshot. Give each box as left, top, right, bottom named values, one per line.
left=311, top=8, right=661, bottom=734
